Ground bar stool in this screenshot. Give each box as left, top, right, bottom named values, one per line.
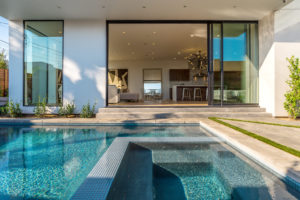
left=182, top=88, right=192, bottom=101
left=194, top=88, right=203, bottom=101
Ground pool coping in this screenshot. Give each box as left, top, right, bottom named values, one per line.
left=71, top=137, right=223, bottom=200
left=0, top=118, right=200, bottom=126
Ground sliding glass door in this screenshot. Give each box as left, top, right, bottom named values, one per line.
left=209, top=22, right=258, bottom=105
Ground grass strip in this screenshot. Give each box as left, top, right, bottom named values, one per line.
left=208, top=117, right=300, bottom=158
left=217, top=117, right=300, bottom=128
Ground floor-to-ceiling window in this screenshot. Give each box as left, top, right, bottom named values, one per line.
left=24, top=21, right=63, bottom=106
left=210, top=22, right=258, bottom=105
left=107, top=22, right=258, bottom=106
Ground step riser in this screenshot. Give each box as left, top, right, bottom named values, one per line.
left=96, top=113, right=271, bottom=119
left=99, top=108, right=266, bottom=113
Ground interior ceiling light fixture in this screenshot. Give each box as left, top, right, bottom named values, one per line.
left=187, top=50, right=208, bottom=79
left=122, top=32, right=126, bottom=35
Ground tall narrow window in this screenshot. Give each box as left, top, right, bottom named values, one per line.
left=24, top=21, right=63, bottom=106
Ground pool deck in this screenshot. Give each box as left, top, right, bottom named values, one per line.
left=0, top=116, right=300, bottom=190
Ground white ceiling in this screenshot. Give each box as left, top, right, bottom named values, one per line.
left=109, top=24, right=208, bottom=61
left=0, top=0, right=291, bottom=20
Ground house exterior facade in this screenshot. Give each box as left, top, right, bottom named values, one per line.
left=1, top=0, right=299, bottom=117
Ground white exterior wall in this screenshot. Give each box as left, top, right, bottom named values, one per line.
left=63, top=20, right=106, bottom=112
left=259, top=0, right=300, bottom=117
left=9, top=20, right=107, bottom=114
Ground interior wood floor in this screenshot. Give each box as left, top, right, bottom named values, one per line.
left=109, top=100, right=208, bottom=107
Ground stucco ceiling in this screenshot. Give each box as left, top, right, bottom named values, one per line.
left=0, top=0, right=291, bottom=20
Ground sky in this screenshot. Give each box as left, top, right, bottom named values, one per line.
left=0, top=16, right=9, bottom=58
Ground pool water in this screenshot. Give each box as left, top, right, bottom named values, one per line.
left=0, top=125, right=205, bottom=200
left=107, top=142, right=300, bottom=200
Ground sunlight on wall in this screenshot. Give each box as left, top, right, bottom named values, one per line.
left=84, top=66, right=106, bottom=104
left=64, top=57, right=82, bottom=83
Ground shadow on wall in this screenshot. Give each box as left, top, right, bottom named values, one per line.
left=259, top=13, right=275, bottom=69
left=274, top=1, right=300, bottom=43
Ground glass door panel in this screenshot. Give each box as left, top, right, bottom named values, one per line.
left=222, top=23, right=258, bottom=104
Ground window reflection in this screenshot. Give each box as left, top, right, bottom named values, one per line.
left=24, top=21, right=63, bottom=106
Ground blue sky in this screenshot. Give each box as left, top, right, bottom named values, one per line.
left=213, top=33, right=246, bottom=61
left=0, top=16, right=9, bottom=58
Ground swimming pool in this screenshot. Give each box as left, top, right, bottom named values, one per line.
left=0, top=125, right=206, bottom=200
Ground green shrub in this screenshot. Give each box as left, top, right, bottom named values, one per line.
left=58, top=102, right=76, bottom=117
left=34, top=97, right=47, bottom=118
left=80, top=102, right=96, bottom=118
left=7, top=101, right=22, bottom=118
left=0, top=104, right=8, bottom=116
left=284, top=56, right=300, bottom=119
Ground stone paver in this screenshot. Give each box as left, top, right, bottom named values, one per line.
left=222, top=119, right=300, bottom=150
left=230, top=116, right=300, bottom=126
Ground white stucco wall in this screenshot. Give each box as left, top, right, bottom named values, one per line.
left=259, top=0, right=300, bottom=117
left=63, top=20, right=106, bottom=113
left=9, top=20, right=107, bottom=114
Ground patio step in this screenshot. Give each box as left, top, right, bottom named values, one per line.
left=96, top=106, right=271, bottom=119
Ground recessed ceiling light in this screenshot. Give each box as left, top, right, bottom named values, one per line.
left=153, top=31, right=157, bottom=34
left=190, top=34, right=194, bottom=38
left=122, top=32, right=126, bottom=35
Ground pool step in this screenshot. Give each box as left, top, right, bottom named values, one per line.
left=96, top=107, right=271, bottom=119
